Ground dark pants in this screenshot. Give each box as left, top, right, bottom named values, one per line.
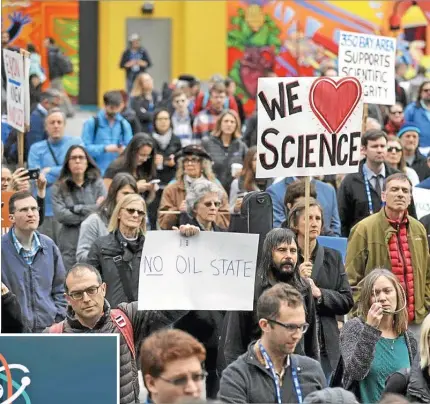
left=321, top=353, right=333, bottom=383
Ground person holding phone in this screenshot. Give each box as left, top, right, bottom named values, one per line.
left=103, top=133, right=158, bottom=209
left=6, top=167, right=47, bottom=227
left=339, top=269, right=418, bottom=403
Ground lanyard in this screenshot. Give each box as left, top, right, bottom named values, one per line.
left=258, top=342, right=303, bottom=404
left=362, top=166, right=374, bottom=215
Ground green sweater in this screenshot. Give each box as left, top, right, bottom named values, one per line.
left=359, top=335, right=410, bottom=404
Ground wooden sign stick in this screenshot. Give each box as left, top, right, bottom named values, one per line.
left=304, top=176, right=311, bottom=263
left=17, top=48, right=31, bottom=168
left=362, top=103, right=369, bottom=135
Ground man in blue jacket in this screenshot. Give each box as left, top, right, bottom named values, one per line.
left=1, top=191, right=67, bottom=332
left=267, top=177, right=341, bottom=236
left=81, top=90, right=133, bottom=175
left=28, top=108, right=83, bottom=243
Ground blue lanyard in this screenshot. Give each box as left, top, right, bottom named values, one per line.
left=362, top=166, right=374, bottom=215
left=259, top=342, right=303, bottom=404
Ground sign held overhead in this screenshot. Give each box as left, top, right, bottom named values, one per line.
left=256, top=76, right=364, bottom=179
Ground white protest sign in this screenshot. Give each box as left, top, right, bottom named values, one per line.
left=413, top=187, right=430, bottom=220
left=138, top=231, right=259, bottom=311
left=256, top=76, right=364, bottom=179
left=338, top=30, right=397, bottom=105
left=3, top=49, right=30, bottom=131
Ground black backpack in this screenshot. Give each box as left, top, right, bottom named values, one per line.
left=56, top=52, right=73, bottom=75
left=229, top=191, right=273, bottom=264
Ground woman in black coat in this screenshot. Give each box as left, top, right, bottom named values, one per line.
left=287, top=198, right=354, bottom=379
left=174, top=179, right=226, bottom=399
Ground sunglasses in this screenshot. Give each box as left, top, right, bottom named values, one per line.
left=159, top=371, right=208, bottom=387
left=387, top=146, right=402, bottom=153
left=203, top=201, right=221, bottom=208
left=124, top=208, right=146, bottom=216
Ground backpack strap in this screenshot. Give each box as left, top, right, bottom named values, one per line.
left=48, top=321, right=65, bottom=333
left=111, top=308, right=135, bottom=359
left=202, top=91, right=210, bottom=109
left=93, top=116, right=99, bottom=143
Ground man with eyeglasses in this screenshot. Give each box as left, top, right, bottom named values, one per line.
left=44, top=263, right=190, bottom=404
left=219, top=283, right=326, bottom=403
left=140, top=329, right=207, bottom=403
left=1, top=191, right=67, bottom=332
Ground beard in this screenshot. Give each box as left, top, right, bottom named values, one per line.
left=271, top=259, right=296, bottom=283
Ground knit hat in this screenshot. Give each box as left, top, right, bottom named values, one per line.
left=397, top=121, right=421, bottom=138
left=303, top=387, right=359, bottom=404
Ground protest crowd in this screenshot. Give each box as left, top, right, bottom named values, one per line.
left=1, top=31, right=430, bottom=404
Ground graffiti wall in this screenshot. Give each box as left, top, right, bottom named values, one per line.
left=2, top=0, right=79, bottom=98
left=227, top=0, right=430, bottom=116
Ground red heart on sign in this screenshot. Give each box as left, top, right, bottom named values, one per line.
left=309, top=77, right=362, bottom=134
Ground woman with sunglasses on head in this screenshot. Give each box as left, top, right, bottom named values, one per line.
left=385, top=103, right=404, bottom=136
left=158, top=145, right=229, bottom=230
left=76, top=172, right=138, bottom=262
left=287, top=198, right=353, bottom=381
left=339, top=268, right=418, bottom=404
left=385, top=135, right=420, bottom=186
left=52, top=145, right=106, bottom=270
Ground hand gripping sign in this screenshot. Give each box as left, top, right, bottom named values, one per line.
left=256, top=76, right=364, bottom=179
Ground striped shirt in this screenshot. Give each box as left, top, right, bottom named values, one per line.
left=11, top=228, right=41, bottom=265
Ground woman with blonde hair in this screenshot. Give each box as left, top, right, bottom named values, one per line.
left=129, top=72, right=161, bottom=133
left=384, top=313, right=430, bottom=402
left=158, top=145, right=229, bottom=230
left=86, top=194, right=147, bottom=308
left=86, top=194, right=200, bottom=308
left=339, top=268, right=418, bottom=403
left=202, top=109, right=247, bottom=193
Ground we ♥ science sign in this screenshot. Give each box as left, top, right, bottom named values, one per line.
left=256, top=76, right=364, bottom=179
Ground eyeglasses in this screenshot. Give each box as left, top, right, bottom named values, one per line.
left=267, top=319, right=309, bottom=334
left=159, top=371, right=208, bottom=387
left=390, top=111, right=403, bottom=115
left=184, top=157, right=201, bottom=165
left=203, top=201, right=221, bottom=208
left=124, top=208, right=146, bottom=216
left=68, top=285, right=101, bottom=301
left=387, top=146, right=402, bottom=153
left=69, top=155, right=87, bottom=161
left=15, top=206, right=40, bottom=214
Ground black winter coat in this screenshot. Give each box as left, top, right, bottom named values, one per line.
left=46, top=46, right=63, bottom=80
left=87, top=231, right=144, bottom=308
left=152, top=133, right=182, bottom=186
left=218, top=274, right=320, bottom=374
left=338, top=160, right=417, bottom=237
left=130, top=92, right=162, bottom=133
left=298, top=243, right=353, bottom=370
left=43, top=300, right=187, bottom=404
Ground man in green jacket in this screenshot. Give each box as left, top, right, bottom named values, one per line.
left=346, top=173, right=430, bottom=336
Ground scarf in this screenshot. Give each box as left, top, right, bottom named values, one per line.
left=184, top=174, right=204, bottom=190
left=152, top=129, right=173, bottom=151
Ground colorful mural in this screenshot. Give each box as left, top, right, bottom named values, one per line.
left=2, top=0, right=79, bottom=98
left=227, top=0, right=430, bottom=116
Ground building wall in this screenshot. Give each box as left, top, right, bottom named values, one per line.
left=98, top=1, right=228, bottom=106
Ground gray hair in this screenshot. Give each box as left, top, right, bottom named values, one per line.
left=40, top=89, right=61, bottom=103
left=366, top=117, right=382, bottom=131
left=46, top=107, right=66, bottom=122
left=186, top=179, right=224, bottom=214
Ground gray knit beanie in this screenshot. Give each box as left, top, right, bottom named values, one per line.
left=303, top=387, right=359, bottom=404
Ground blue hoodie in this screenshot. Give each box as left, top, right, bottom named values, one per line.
left=82, top=110, right=133, bottom=175
left=28, top=135, right=83, bottom=216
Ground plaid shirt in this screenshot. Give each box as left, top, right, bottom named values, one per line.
left=192, top=108, right=222, bottom=141
left=11, top=228, right=41, bottom=265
